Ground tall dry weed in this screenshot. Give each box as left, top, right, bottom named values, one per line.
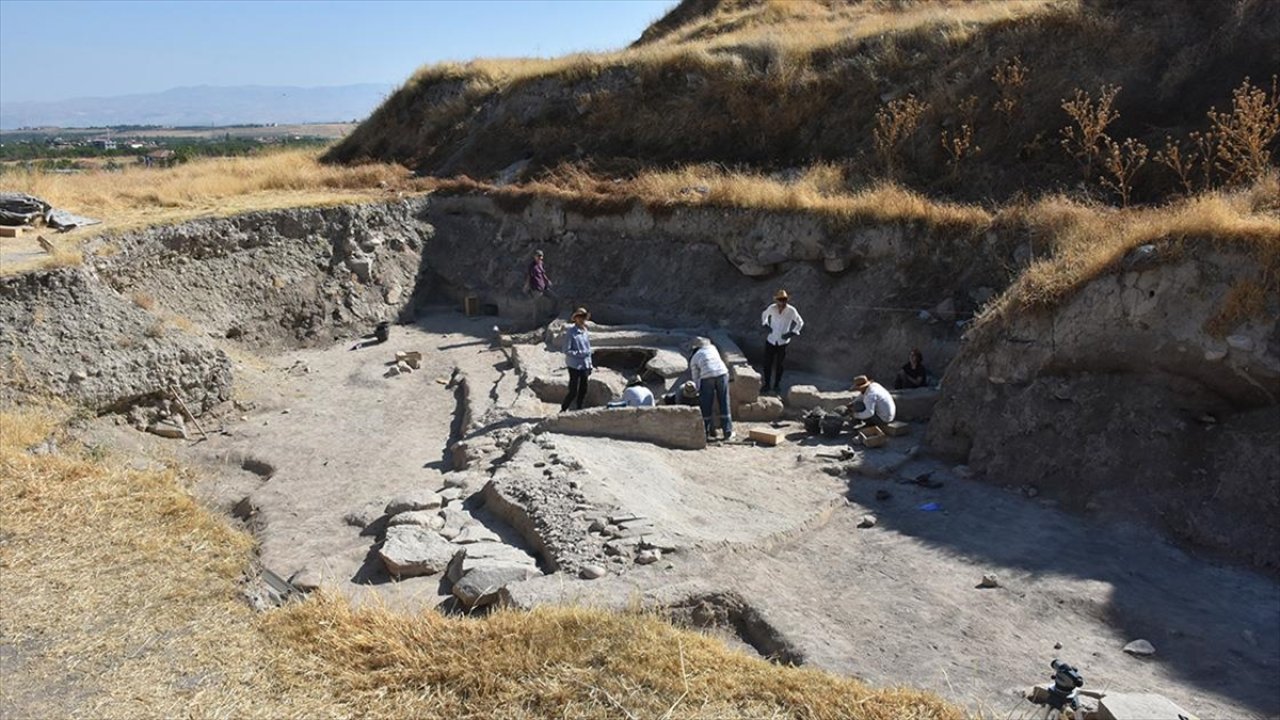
left=1208, top=76, right=1280, bottom=186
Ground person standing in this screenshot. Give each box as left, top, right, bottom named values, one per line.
left=526, top=249, right=554, bottom=327
left=850, top=374, right=896, bottom=429
left=760, top=289, right=804, bottom=395
left=689, top=338, right=733, bottom=442
left=561, top=307, right=593, bottom=412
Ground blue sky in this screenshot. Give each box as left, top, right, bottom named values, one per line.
left=0, top=0, right=676, bottom=104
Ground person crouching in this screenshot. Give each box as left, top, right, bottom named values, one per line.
left=850, top=374, right=895, bottom=429
left=689, top=338, right=733, bottom=442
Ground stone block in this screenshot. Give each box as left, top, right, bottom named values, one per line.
left=748, top=428, right=785, bottom=446
left=730, top=365, right=762, bottom=405
left=885, top=420, right=910, bottom=436
left=891, top=387, right=940, bottom=422
left=536, top=405, right=707, bottom=450
left=786, top=385, right=856, bottom=411
left=643, top=348, right=687, bottom=379
left=735, top=395, right=784, bottom=421
left=379, top=526, right=456, bottom=577
left=1097, top=693, right=1198, bottom=720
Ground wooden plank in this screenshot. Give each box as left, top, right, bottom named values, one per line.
left=0, top=226, right=22, bottom=238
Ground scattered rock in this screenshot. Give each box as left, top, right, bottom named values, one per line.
left=978, top=574, right=1000, bottom=588
left=438, top=507, right=472, bottom=540
left=1196, top=414, right=1217, bottom=425
left=1226, top=335, right=1255, bottom=352
left=147, top=417, right=188, bottom=440
left=68, top=369, right=88, bottom=383
left=636, top=549, right=661, bottom=565
left=384, top=491, right=442, bottom=516
left=454, top=524, right=501, bottom=544
left=452, top=562, right=541, bottom=608
left=857, top=515, right=878, bottom=528
left=439, top=486, right=464, bottom=502
left=343, top=502, right=385, bottom=529
left=1022, top=485, right=1040, bottom=498
left=1123, top=639, right=1156, bottom=657
left=379, top=526, right=456, bottom=577
left=1203, top=348, right=1228, bottom=362
left=387, top=510, right=445, bottom=530
left=580, top=564, right=607, bottom=580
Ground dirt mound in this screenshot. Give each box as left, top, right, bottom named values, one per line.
left=0, top=269, right=232, bottom=418
left=326, top=0, right=1278, bottom=206
left=929, top=243, right=1280, bottom=568
left=88, top=200, right=432, bottom=352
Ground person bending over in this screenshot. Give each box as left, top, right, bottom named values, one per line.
left=689, top=338, right=733, bottom=442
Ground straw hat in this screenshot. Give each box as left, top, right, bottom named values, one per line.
left=681, top=380, right=698, bottom=397
left=774, top=289, right=789, bottom=301
left=852, top=375, right=871, bottom=391
left=571, top=307, right=590, bottom=321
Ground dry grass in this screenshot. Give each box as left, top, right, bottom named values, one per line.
left=0, top=404, right=963, bottom=719
left=992, top=173, right=1280, bottom=314
left=1, top=149, right=423, bottom=237
left=447, top=162, right=992, bottom=231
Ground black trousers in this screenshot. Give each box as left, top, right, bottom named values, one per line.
left=562, top=367, right=590, bottom=411
left=762, top=341, right=788, bottom=389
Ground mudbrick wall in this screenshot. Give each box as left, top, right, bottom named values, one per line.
left=929, top=245, right=1280, bottom=569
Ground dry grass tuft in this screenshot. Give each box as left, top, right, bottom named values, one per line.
left=991, top=173, right=1280, bottom=316
left=0, top=404, right=963, bottom=719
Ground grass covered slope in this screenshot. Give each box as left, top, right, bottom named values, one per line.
left=0, top=405, right=962, bottom=719
left=326, top=0, right=1279, bottom=206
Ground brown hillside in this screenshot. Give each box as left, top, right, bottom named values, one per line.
left=325, top=0, right=1279, bottom=206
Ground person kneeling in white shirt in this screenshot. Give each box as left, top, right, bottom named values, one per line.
left=621, top=379, right=655, bottom=407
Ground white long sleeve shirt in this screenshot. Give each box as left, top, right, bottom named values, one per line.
left=854, top=382, right=896, bottom=422
left=622, top=385, right=655, bottom=407
left=761, top=303, right=804, bottom=346
left=689, top=346, right=729, bottom=384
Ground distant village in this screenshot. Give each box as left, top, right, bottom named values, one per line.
left=0, top=124, right=347, bottom=171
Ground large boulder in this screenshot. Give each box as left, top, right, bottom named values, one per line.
left=378, top=526, right=456, bottom=577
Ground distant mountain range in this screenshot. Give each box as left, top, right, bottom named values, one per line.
left=0, top=84, right=396, bottom=129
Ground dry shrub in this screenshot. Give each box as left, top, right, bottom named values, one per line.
left=0, top=404, right=964, bottom=719
left=992, top=56, right=1029, bottom=123
left=1099, top=136, right=1149, bottom=207
left=1060, top=84, right=1121, bottom=178
left=1208, top=76, right=1280, bottom=186
left=874, top=94, right=930, bottom=178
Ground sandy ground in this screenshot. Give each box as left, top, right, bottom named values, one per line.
left=90, top=310, right=1280, bottom=718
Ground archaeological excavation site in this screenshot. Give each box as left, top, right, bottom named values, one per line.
left=2, top=1, right=1278, bottom=718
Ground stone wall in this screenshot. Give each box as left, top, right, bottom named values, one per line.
left=536, top=406, right=707, bottom=450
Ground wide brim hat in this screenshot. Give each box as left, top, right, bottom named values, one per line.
left=571, top=307, right=590, bottom=320
left=774, top=289, right=789, bottom=301
left=852, top=375, right=871, bottom=391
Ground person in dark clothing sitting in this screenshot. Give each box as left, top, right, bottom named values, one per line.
left=895, top=348, right=931, bottom=389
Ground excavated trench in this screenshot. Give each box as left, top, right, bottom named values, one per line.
left=3, top=194, right=1278, bottom=716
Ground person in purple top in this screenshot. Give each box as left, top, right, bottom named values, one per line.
left=526, top=249, right=555, bottom=327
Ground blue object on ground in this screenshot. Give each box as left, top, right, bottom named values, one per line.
left=918, top=502, right=942, bottom=511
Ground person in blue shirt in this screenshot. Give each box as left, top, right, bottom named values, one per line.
left=561, top=307, right=593, bottom=412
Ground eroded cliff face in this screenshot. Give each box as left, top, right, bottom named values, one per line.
left=929, top=244, right=1280, bottom=568
left=419, top=193, right=1017, bottom=380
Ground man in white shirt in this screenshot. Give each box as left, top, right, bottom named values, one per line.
left=689, top=338, right=733, bottom=441
left=760, top=289, right=804, bottom=395
left=850, top=374, right=896, bottom=428
left=621, top=379, right=655, bottom=407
